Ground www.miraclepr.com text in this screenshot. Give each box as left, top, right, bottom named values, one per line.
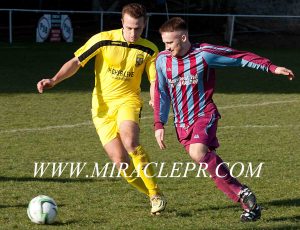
left=33, top=161, right=264, bottom=178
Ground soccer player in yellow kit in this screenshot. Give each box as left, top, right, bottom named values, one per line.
left=37, top=3, right=166, bottom=215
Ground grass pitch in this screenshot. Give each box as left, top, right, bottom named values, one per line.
left=0, top=43, right=299, bottom=229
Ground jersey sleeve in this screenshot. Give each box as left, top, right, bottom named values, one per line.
left=200, top=43, right=278, bottom=73
left=74, top=33, right=102, bottom=67
left=145, top=44, right=159, bottom=83
left=154, top=54, right=171, bottom=130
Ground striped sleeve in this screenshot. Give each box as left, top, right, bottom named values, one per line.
left=154, top=54, right=171, bottom=130
left=200, top=43, right=278, bottom=73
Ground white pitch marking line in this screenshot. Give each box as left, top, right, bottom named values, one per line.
left=218, top=99, right=299, bottom=109
left=0, top=99, right=299, bottom=134
left=0, top=121, right=92, bottom=134
left=1, top=123, right=298, bottom=134
left=219, top=124, right=300, bottom=129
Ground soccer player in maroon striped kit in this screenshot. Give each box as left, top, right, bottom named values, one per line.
left=154, top=17, right=295, bottom=221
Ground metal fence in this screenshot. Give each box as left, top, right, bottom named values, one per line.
left=1, top=8, right=300, bottom=46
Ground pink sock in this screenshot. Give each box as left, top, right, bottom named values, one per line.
left=200, top=151, right=242, bottom=202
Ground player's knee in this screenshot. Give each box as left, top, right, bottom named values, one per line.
left=109, top=153, right=131, bottom=169
left=190, top=152, right=207, bottom=163
left=119, top=122, right=140, bottom=150
left=122, top=137, right=139, bottom=152
left=189, top=143, right=209, bottom=162
left=114, top=159, right=130, bottom=170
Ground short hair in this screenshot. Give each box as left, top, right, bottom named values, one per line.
left=159, top=17, right=188, bottom=33
left=122, top=3, right=147, bottom=21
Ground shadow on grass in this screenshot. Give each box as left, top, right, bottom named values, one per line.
left=256, top=226, right=300, bottom=230
left=196, top=204, right=239, bottom=212
left=0, top=176, right=119, bottom=183
left=172, top=210, right=193, bottom=217
left=165, top=204, right=239, bottom=218
left=0, top=204, right=28, bottom=209
left=267, top=215, right=300, bottom=222
left=0, top=203, right=66, bottom=209
left=165, top=198, right=300, bottom=219
left=264, top=198, right=300, bottom=207
left=261, top=214, right=300, bottom=230
left=261, top=198, right=300, bottom=225
left=52, top=218, right=109, bottom=225
left=51, top=220, right=80, bottom=225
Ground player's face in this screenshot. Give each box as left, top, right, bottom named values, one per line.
left=122, top=14, right=145, bottom=43
left=161, top=31, right=187, bottom=57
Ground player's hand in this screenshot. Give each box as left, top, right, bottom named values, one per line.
left=149, top=100, right=154, bottom=109
left=37, top=79, right=55, bottom=93
left=155, top=129, right=166, bottom=150
left=274, top=67, right=295, bottom=80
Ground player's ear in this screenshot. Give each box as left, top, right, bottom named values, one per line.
left=181, top=33, right=187, bottom=42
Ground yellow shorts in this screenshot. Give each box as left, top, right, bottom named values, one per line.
left=92, top=101, right=142, bottom=146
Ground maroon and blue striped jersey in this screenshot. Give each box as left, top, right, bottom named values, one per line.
left=154, top=43, right=278, bottom=130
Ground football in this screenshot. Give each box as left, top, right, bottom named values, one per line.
left=27, top=195, right=58, bottom=224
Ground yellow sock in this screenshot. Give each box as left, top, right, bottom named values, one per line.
left=120, top=158, right=149, bottom=196
left=129, top=145, right=161, bottom=197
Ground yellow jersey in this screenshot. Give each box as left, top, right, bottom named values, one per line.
left=74, top=28, right=158, bottom=107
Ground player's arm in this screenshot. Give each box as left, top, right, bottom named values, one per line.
left=154, top=56, right=171, bottom=150
left=201, top=43, right=295, bottom=80
left=37, top=57, right=81, bottom=93
left=154, top=77, right=167, bottom=150
left=149, top=81, right=155, bottom=108
left=145, top=44, right=160, bottom=108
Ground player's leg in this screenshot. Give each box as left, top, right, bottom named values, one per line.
left=189, top=143, right=241, bottom=201
left=181, top=113, right=260, bottom=221
left=92, top=109, right=149, bottom=196
left=178, top=113, right=241, bottom=200
left=119, top=120, right=166, bottom=215
left=103, top=137, right=149, bottom=196
left=119, top=121, right=160, bottom=195
left=189, top=145, right=261, bottom=221
left=190, top=145, right=262, bottom=221
left=118, top=105, right=166, bottom=215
